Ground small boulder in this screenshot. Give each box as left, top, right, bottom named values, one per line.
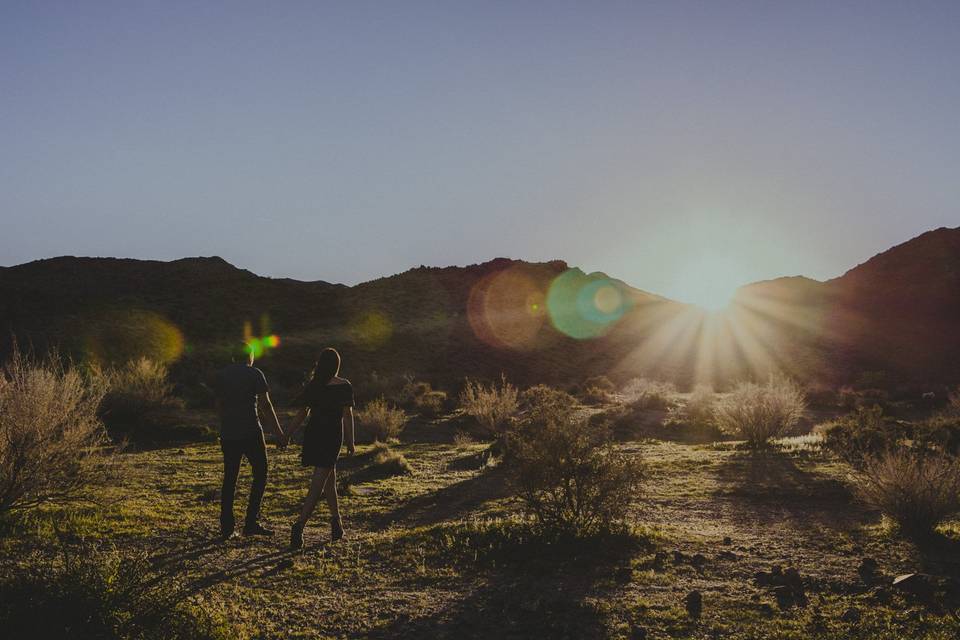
left=673, top=550, right=687, bottom=564
left=685, top=590, right=703, bottom=618
left=691, top=553, right=708, bottom=569
left=722, top=536, right=732, bottom=546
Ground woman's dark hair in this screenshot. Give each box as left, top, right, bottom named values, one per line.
left=311, top=347, right=341, bottom=384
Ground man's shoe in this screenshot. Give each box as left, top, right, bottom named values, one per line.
left=290, top=521, right=305, bottom=550
left=242, top=523, right=275, bottom=537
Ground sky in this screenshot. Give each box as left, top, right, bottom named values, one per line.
left=2, top=1, right=959, bottom=309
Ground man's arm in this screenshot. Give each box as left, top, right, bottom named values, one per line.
left=258, top=392, right=285, bottom=444
left=343, top=406, right=355, bottom=455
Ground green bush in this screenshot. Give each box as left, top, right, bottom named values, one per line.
left=356, top=397, right=408, bottom=442
left=853, top=449, right=960, bottom=538
left=713, top=376, right=806, bottom=448
left=459, top=375, right=519, bottom=439
left=0, top=544, right=232, bottom=639
left=506, top=392, right=644, bottom=536
left=0, top=348, right=113, bottom=514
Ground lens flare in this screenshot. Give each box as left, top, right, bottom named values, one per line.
left=546, top=269, right=632, bottom=340
left=242, top=319, right=282, bottom=358
left=82, top=309, right=185, bottom=365
left=468, top=266, right=548, bottom=350
left=351, top=311, right=393, bottom=350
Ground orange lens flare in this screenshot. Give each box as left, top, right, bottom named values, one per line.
left=467, top=266, right=548, bottom=350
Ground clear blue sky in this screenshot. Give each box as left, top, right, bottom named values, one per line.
left=3, top=1, right=958, bottom=307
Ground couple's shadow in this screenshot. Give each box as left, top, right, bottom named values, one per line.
left=151, top=532, right=332, bottom=594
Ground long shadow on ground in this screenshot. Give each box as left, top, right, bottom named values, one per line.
left=712, top=450, right=859, bottom=531
left=367, top=531, right=652, bottom=640
left=373, top=464, right=512, bottom=529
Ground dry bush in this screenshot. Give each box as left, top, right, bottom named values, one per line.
left=368, top=442, right=414, bottom=476
left=665, top=385, right=716, bottom=427
left=713, top=376, right=806, bottom=448
left=356, top=397, right=407, bottom=442
left=459, top=375, right=519, bottom=438
left=621, top=378, right=677, bottom=410
left=853, top=449, right=960, bottom=537
left=0, top=348, right=112, bottom=514
left=506, top=393, right=644, bottom=536
left=580, top=385, right=613, bottom=406
left=413, top=389, right=448, bottom=418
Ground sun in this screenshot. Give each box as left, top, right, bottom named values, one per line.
left=662, top=252, right=753, bottom=312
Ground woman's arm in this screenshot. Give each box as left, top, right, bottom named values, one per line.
left=343, top=406, right=355, bottom=455
left=286, top=407, right=309, bottom=443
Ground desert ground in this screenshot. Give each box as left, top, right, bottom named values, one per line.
left=4, top=395, right=959, bottom=640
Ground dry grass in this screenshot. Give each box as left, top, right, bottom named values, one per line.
left=853, top=449, right=960, bottom=537
left=458, top=374, right=519, bottom=438
left=714, top=376, right=806, bottom=448
left=0, top=348, right=113, bottom=514
left=356, top=397, right=407, bottom=442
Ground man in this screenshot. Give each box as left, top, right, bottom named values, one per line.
left=214, top=342, right=286, bottom=539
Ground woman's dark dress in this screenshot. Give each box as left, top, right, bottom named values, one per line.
left=296, top=380, right=354, bottom=468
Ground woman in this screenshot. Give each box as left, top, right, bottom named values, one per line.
left=285, top=347, right=355, bottom=549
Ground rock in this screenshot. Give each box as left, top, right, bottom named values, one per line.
left=177, top=449, right=186, bottom=455
left=691, top=553, right=707, bottom=568
left=858, top=557, right=878, bottom=583
left=630, top=626, right=647, bottom=640
left=892, top=573, right=937, bottom=601
left=673, top=550, right=686, bottom=564
left=718, top=550, right=738, bottom=561
left=652, top=551, right=667, bottom=571
left=840, top=607, right=861, bottom=623
left=722, top=536, right=732, bottom=545
left=685, top=590, right=703, bottom=618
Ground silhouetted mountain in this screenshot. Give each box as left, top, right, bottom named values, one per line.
left=2, top=227, right=958, bottom=394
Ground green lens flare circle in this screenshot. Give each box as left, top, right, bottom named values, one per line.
left=546, top=270, right=629, bottom=339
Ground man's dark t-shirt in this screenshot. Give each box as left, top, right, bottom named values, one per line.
left=214, top=364, right=269, bottom=440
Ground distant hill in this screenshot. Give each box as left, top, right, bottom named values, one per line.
left=2, top=226, right=958, bottom=394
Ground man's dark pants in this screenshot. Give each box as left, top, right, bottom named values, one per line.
left=220, top=433, right=267, bottom=534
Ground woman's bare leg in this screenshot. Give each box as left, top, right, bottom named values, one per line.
left=296, top=466, right=332, bottom=525
left=323, top=468, right=341, bottom=523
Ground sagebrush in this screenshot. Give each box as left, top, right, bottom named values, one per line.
left=356, top=397, right=407, bottom=442
left=506, top=390, right=644, bottom=536
left=621, top=377, right=677, bottom=410
left=459, top=375, right=519, bottom=438
left=0, top=348, right=113, bottom=514
left=853, top=449, right=960, bottom=537
left=713, top=376, right=806, bottom=447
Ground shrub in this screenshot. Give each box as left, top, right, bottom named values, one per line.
left=459, top=375, right=519, bottom=438
left=0, top=348, right=112, bottom=514
left=820, top=405, right=906, bottom=466
left=580, top=385, right=613, bottom=405
left=506, top=393, right=644, bottom=536
left=356, top=397, right=407, bottom=442
left=713, top=376, right=806, bottom=448
left=621, top=378, right=677, bottom=410
left=665, top=385, right=716, bottom=428
left=98, top=358, right=199, bottom=444
left=852, top=449, right=960, bottom=538
left=414, top=389, right=448, bottom=418
left=582, top=375, right=615, bottom=393
left=0, top=543, right=232, bottom=639
left=824, top=404, right=960, bottom=465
